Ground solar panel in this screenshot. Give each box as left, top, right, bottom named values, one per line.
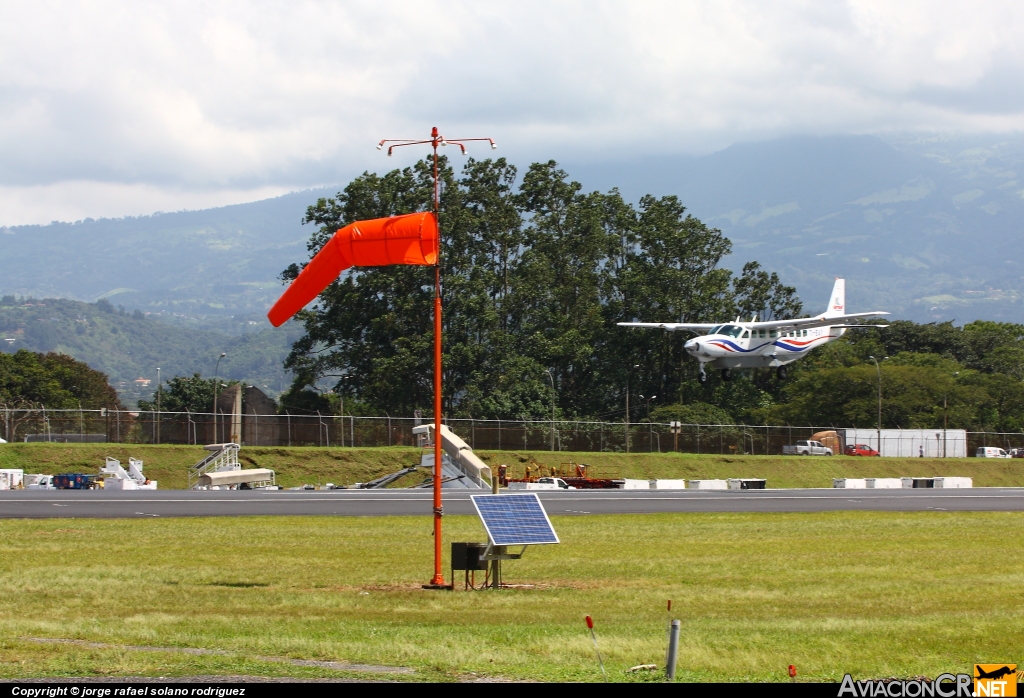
left=470, top=493, right=560, bottom=546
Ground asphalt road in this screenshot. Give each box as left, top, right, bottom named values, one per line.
left=2, top=487, right=1024, bottom=518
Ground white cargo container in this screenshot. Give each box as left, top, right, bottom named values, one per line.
left=0, top=469, right=24, bottom=490
left=866, top=478, right=902, bottom=488
left=934, top=477, right=972, bottom=488
left=833, top=478, right=867, bottom=488
left=651, top=479, right=687, bottom=490
left=688, top=479, right=728, bottom=490
left=839, top=429, right=967, bottom=458
left=620, top=479, right=651, bottom=490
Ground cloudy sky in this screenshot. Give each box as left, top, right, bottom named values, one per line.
left=1, top=0, right=1022, bottom=225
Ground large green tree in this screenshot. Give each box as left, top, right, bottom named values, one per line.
left=282, top=158, right=800, bottom=420
left=0, top=350, right=122, bottom=409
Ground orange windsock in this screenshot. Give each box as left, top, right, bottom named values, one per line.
left=267, top=211, right=438, bottom=327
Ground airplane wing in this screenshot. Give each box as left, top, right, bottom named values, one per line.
left=617, top=322, right=718, bottom=332
left=746, top=312, right=890, bottom=331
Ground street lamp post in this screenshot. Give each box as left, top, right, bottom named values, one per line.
left=155, top=367, right=161, bottom=445
left=639, top=394, right=656, bottom=452
left=868, top=356, right=886, bottom=454
left=944, top=371, right=959, bottom=457
left=213, top=352, right=226, bottom=443
left=625, top=364, right=639, bottom=453
left=335, top=375, right=352, bottom=448
left=544, top=369, right=556, bottom=451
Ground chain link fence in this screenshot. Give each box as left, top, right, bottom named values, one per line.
left=1, top=408, right=1021, bottom=456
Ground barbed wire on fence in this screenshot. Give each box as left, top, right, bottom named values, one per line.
left=1, top=407, right=1020, bottom=455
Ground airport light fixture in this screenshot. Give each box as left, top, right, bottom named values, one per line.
left=378, top=127, right=496, bottom=589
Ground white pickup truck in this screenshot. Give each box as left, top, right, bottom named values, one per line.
left=507, top=477, right=577, bottom=490
left=782, top=440, right=833, bottom=456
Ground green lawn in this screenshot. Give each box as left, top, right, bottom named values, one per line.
left=2, top=442, right=1022, bottom=489
left=1, top=512, right=1021, bottom=681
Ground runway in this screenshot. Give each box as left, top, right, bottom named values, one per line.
left=2, top=487, right=1024, bottom=518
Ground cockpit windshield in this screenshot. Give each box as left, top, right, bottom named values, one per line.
left=717, top=325, right=743, bottom=338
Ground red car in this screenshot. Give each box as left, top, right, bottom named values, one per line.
left=844, top=444, right=880, bottom=457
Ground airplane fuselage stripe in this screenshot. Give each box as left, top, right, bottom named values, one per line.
left=706, top=336, right=828, bottom=354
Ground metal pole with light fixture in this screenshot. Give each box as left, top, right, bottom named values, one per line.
left=944, top=371, right=958, bottom=457
left=625, top=364, right=639, bottom=453
left=377, top=128, right=496, bottom=589
left=213, top=352, right=226, bottom=443
left=155, top=367, right=161, bottom=445
left=640, top=394, right=656, bottom=452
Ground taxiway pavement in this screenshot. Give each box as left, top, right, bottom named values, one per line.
left=2, top=487, right=1023, bottom=519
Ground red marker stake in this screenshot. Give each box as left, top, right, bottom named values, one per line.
left=789, top=664, right=797, bottom=683
left=585, top=616, right=607, bottom=681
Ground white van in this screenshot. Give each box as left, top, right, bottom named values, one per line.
left=976, top=447, right=1011, bottom=458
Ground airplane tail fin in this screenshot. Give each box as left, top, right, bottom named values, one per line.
left=824, top=278, right=846, bottom=318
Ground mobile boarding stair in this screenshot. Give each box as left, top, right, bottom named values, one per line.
left=188, top=443, right=240, bottom=490
left=101, top=457, right=157, bottom=490
left=411, top=424, right=492, bottom=490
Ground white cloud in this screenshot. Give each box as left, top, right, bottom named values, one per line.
left=852, top=182, right=934, bottom=205
left=1, top=0, right=1023, bottom=224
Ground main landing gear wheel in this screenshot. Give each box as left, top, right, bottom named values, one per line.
left=776, top=365, right=788, bottom=381
left=721, top=368, right=733, bottom=381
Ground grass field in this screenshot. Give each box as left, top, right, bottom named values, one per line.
left=2, top=442, right=1022, bottom=489
left=1, top=512, right=1022, bottom=682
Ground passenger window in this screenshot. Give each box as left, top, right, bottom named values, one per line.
left=802, top=330, right=807, bottom=337
left=758, top=329, right=765, bottom=338
left=769, top=330, right=777, bottom=338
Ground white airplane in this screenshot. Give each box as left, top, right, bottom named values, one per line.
left=618, top=279, right=888, bottom=382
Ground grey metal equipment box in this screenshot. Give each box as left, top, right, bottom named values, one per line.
left=451, top=542, right=488, bottom=571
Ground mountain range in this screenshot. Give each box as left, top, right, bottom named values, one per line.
left=2, top=134, right=1023, bottom=331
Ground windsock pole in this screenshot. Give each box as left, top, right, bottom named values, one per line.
left=377, top=128, right=497, bottom=589
left=429, top=132, right=445, bottom=587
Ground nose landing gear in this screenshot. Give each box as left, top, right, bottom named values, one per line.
left=776, top=365, right=788, bottom=381
left=698, top=365, right=708, bottom=384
